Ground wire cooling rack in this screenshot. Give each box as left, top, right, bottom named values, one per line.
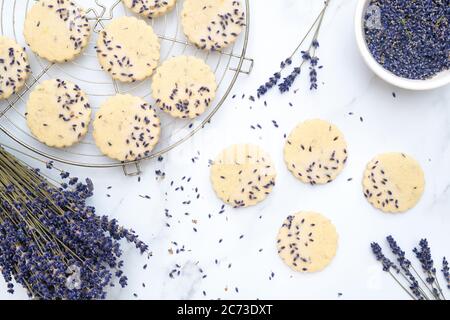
left=0, top=0, right=253, bottom=175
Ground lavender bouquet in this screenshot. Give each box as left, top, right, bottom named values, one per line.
left=371, top=236, right=449, bottom=300
left=0, top=146, right=148, bottom=299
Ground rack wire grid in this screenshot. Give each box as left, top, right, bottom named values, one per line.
left=0, top=0, right=253, bottom=175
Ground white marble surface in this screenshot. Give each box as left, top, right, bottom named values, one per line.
left=1, top=0, right=450, bottom=300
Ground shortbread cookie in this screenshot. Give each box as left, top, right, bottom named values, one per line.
left=210, top=144, right=276, bottom=208
left=122, top=0, right=176, bottom=19
left=151, top=56, right=217, bottom=119
left=93, top=94, right=161, bottom=161
left=26, top=79, right=91, bottom=148
left=277, top=211, right=338, bottom=273
left=96, top=16, right=160, bottom=82
left=363, top=153, right=425, bottom=213
left=181, top=0, right=245, bottom=51
left=284, top=119, right=348, bottom=185
left=23, top=0, right=91, bottom=62
left=0, top=36, right=30, bottom=100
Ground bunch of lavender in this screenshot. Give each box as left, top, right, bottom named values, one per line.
left=256, top=0, right=330, bottom=98
left=371, top=236, right=448, bottom=300
left=0, top=146, right=148, bottom=299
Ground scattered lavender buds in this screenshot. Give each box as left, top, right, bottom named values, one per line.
left=372, top=236, right=447, bottom=300
left=0, top=147, right=148, bottom=300
left=364, top=0, right=449, bottom=80
left=256, top=1, right=329, bottom=98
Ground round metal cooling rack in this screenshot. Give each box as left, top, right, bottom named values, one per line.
left=0, top=0, right=253, bottom=175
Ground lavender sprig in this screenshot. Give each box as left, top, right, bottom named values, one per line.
left=413, top=239, right=445, bottom=299
left=278, top=67, right=301, bottom=93
left=256, top=1, right=330, bottom=98
left=371, top=242, right=400, bottom=273
left=386, top=236, right=436, bottom=300
left=371, top=242, right=416, bottom=299
left=0, top=146, right=148, bottom=300
left=372, top=237, right=448, bottom=300
left=442, top=257, right=450, bottom=289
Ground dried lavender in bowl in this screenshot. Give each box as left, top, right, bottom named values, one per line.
left=0, top=147, right=148, bottom=300
left=364, top=0, right=449, bottom=80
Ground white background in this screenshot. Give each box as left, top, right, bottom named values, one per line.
left=0, top=0, right=449, bottom=300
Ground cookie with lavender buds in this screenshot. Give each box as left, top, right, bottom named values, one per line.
left=181, top=0, right=245, bottom=51
left=23, top=0, right=91, bottom=63
left=277, top=211, right=338, bottom=273
left=284, top=119, right=348, bottom=185
left=96, top=16, right=160, bottom=83
left=122, top=0, right=176, bottom=19
left=210, top=144, right=276, bottom=208
left=151, top=55, right=217, bottom=119
left=93, top=94, right=161, bottom=162
left=363, top=153, right=425, bottom=213
left=26, top=79, right=91, bottom=148
left=0, top=36, right=30, bottom=100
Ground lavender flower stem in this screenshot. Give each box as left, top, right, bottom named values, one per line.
left=397, top=271, right=430, bottom=300
left=389, top=271, right=416, bottom=300
left=431, top=272, right=446, bottom=300
left=409, top=265, right=435, bottom=297
left=287, top=1, right=330, bottom=60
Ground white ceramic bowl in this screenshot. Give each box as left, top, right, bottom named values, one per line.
left=354, top=0, right=450, bottom=91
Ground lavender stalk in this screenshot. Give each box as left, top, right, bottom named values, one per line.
left=257, top=0, right=330, bottom=98
left=371, top=236, right=448, bottom=300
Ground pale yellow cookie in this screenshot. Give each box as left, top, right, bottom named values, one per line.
left=122, top=0, right=176, bottom=19
left=151, top=55, right=217, bottom=119
left=93, top=94, right=161, bottom=162
left=363, top=153, right=425, bottom=213
left=284, top=119, right=348, bottom=185
left=23, top=0, right=91, bottom=62
left=181, top=0, right=245, bottom=51
left=26, top=79, right=91, bottom=148
left=96, top=16, right=160, bottom=82
left=277, top=211, right=338, bottom=273
left=0, top=36, right=30, bottom=100
left=210, top=144, right=276, bottom=208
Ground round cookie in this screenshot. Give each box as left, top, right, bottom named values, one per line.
left=93, top=94, right=161, bottom=162
left=277, top=211, right=338, bottom=273
left=151, top=55, right=217, bottom=119
left=23, top=0, right=91, bottom=62
left=96, top=16, right=160, bottom=82
left=362, top=153, right=425, bottom=213
left=26, top=79, right=91, bottom=148
left=122, top=0, right=176, bottom=19
left=0, top=36, right=30, bottom=100
left=181, top=0, right=245, bottom=51
left=210, top=144, right=276, bottom=208
left=284, top=119, right=348, bottom=185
